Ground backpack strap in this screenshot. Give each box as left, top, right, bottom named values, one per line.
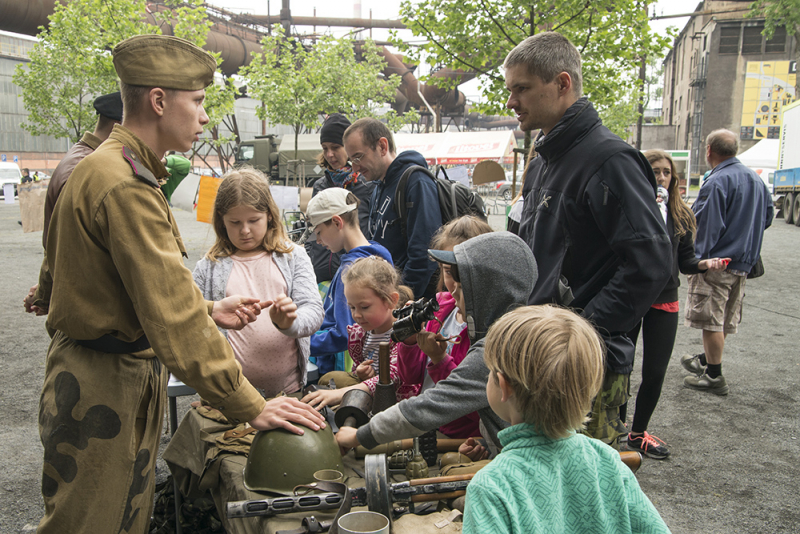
left=395, top=165, right=436, bottom=241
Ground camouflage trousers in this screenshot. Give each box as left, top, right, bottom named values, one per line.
left=583, top=370, right=631, bottom=450
left=37, top=331, right=167, bottom=534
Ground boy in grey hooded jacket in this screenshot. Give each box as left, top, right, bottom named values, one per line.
left=335, top=231, right=537, bottom=451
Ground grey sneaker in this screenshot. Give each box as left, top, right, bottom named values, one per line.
left=684, top=372, right=729, bottom=396
left=680, top=353, right=706, bottom=376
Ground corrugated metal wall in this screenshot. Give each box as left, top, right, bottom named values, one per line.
left=0, top=31, right=309, bottom=171
left=0, top=33, right=70, bottom=160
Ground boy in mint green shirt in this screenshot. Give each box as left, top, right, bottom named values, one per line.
left=463, top=305, right=671, bottom=534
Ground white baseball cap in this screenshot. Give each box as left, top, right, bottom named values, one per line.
left=306, top=187, right=358, bottom=231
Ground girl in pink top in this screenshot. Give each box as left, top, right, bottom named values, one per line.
left=303, top=255, right=417, bottom=409
left=398, top=216, right=493, bottom=438
left=193, top=167, right=323, bottom=398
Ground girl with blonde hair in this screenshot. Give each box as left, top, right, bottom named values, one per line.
left=193, top=166, right=323, bottom=397
left=303, top=255, right=416, bottom=408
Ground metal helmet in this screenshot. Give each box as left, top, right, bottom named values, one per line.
left=243, top=425, right=343, bottom=495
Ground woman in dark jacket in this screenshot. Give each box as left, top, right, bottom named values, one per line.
left=624, top=150, right=729, bottom=459
left=306, top=113, right=374, bottom=283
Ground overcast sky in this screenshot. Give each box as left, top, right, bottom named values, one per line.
left=210, top=0, right=704, bottom=37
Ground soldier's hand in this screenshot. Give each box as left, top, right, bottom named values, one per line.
left=212, top=295, right=270, bottom=330
left=269, top=293, right=298, bottom=330
left=23, top=284, right=47, bottom=316
left=249, top=396, right=326, bottom=435
left=335, top=426, right=360, bottom=455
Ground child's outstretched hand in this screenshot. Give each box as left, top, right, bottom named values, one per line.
left=336, top=426, right=360, bottom=455
left=269, top=293, right=298, bottom=330
left=458, top=437, right=489, bottom=462
left=355, top=359, right=376, bottom=381
left=416, top=331, right=449, bottom=364
left=301, top=387, right=346, bottom=410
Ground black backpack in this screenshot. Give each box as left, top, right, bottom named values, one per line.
left=394, top=165, right=487, bottom=238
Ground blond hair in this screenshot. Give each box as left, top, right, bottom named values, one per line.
left=206, top=166, right=292, bottom=260
left=343, top=256, right=411, bottom=309
left=484, top=305, right=605, bottom=439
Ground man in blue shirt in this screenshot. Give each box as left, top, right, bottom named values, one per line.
left=682, top=129, right=774, bottom=395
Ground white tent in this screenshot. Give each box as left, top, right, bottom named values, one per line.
left=737, top=139, right=779, bottom=168
left=394, top=131, right=516, bottom=165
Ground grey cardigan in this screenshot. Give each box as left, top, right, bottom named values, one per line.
left=193, top=243, right=324, bottom=387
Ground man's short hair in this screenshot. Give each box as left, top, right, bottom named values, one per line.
left=119, top=82, right=175, bottom=120
left=344, top=118, right=395, bottom=154
left=706, top=129, right=739, bottom=157
left=504, top=32, right=583, bottom=97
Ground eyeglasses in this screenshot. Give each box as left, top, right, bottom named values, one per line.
left=350, top=153, right=365, bottom=165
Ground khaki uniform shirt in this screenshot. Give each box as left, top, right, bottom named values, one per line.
left=34, top=125, right=265, bottom=423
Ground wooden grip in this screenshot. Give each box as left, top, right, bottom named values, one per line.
left=408, top=473, right=475, bottom=486
left=410, top=491, right=466, bottom=502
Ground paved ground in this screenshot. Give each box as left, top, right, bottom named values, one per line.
left=1, top=198, right=798, bottom=533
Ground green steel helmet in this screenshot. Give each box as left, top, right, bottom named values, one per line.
left=243, top=425, right=343, bottom=495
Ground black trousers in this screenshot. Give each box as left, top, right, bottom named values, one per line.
left=622, top=307, right=679, bottom=434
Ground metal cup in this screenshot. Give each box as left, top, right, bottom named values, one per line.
left=313, top=469, right=344, bottom=484
left=337, top=511, right=390, bottom=534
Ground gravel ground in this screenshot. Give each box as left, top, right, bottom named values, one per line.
left=1, top=197, right=798, bottom=533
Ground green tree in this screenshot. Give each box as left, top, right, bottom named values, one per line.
left=13, top=0, right=151, bottom=143
left=749, top=0, right=800, bottom=94
left=241, top=30, right=417, bottom=184
left=156, top=0, right=240, bottom=173
left=13, top=0, right=239, bottom=171
left=393, top=0, right=672, bottom=139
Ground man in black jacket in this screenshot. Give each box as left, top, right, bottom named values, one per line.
left=510, top=32, right=672, bottom=448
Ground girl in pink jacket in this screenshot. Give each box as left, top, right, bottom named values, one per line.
left=397, top=216, right=493, bottom=438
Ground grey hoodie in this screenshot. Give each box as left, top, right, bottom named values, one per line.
left=356, top=231, right=537, bottom=450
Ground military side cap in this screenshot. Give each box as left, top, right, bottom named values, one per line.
left=113, top=34, right=216, bottom=91
left=93, top=92, right=123, bottom=121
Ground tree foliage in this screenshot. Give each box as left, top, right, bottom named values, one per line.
left=241, top=30, right=418, bottom=164
left=13, top=0, right=151, bottom=143
left=13, top=0, right=237, bottom=161
left=393, top=0, right=672, bottom=137
left=749, top=0, right=800, bottom=93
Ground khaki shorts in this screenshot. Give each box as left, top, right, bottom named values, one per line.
left=684, top=270, right=746, bottom=333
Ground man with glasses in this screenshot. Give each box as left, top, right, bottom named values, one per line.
left=343, top=118, right=441, bottom=298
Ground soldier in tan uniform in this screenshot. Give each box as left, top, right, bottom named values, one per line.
left=29, top=35, right=325, bottom=534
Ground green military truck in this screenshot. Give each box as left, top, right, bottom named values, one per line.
left=235, top=134, right=326, bottom=186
